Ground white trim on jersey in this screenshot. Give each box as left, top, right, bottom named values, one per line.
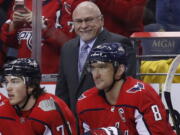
left=135, top=109, right=150, bottom=135
left=83, top=122, right=90, bottom=133
left=43, top=125, right=52, bottom=135
left=102, top=127, right=120, bottom=135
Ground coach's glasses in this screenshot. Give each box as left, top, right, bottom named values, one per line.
left=73, top=15, right=103, bottom=25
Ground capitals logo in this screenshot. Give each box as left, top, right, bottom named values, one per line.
left=127, top=82, right=144, bottom=93
left=17, top=30, right=32, bottom=50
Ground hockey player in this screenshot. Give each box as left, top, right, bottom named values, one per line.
left=0, top=58, right=77, bottom=135
left=76, top=42, right=176, bottom=135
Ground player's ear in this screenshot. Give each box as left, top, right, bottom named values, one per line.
left=115, top=64, right=125, bottom=80
left=28, top=87, right=34, bottom=94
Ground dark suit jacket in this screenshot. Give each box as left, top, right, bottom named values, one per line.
left=55, top=29, right=136, bottom=113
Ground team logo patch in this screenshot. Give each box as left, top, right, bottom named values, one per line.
left=20, top=117, right=26, bottom=123
left=38, top=98, right=56, bottom=111
left=17, top=30, right=32, bottom=50
left=127, top=82, right=144, bottom=93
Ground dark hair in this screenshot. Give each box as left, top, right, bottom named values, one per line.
left=27, top=77, right=45, bottom=99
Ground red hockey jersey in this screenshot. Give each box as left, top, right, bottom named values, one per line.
left=0, top=93, right=6, bottom=101
left=29, top=93, right=77, bottom=135
left=0, top=93, right=77, bottom=135
left=77, top=77, right=176, bottom=135
left=0, top=95, right=35, bottom=135
left=0, top=0, right=74, bottom=74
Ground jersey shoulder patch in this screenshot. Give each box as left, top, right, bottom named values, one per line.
left=127, top=82, right=144, bottom=93
left=37, top=93, right=57, bottom=111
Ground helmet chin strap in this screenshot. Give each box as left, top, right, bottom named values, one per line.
left=14, top=96, right=31, bottom=116
left=14, top=82, right=33, bottom=116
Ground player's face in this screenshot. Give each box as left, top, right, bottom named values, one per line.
left=3, top=76, right=29, bottom=106
left=90, top=61, right=115, bottom=91
left=72, top=6, right=104, bottom=42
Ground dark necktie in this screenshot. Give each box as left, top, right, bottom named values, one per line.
left=78, top=44, right=89, bottom=78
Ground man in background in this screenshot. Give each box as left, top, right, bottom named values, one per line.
left=55, top=1, right=135, bottom=113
